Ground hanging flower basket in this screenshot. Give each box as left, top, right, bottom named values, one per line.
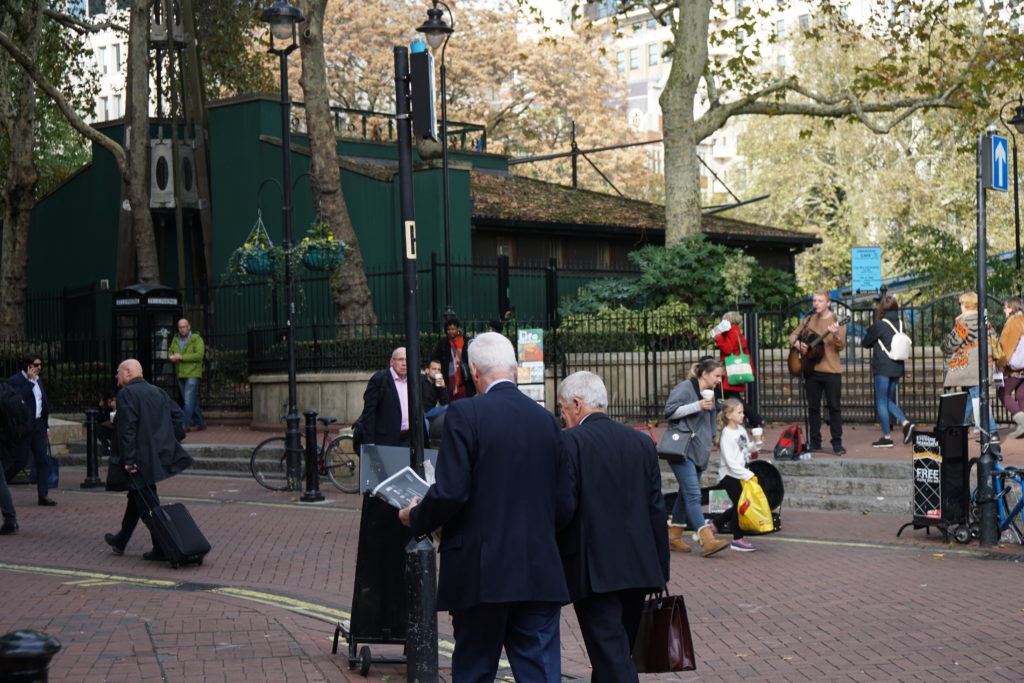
left=301, top=243, right=346, bottom=271
left=297, top=221, right=347, bottom=272
left=227, top=210, right=280, bottom=277
left=242, top=249, right=275, bottom=275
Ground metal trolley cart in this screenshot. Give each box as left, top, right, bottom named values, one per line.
left=897, top=392, right=970, bottom=542
left=333, top=445, right=437, bottom=676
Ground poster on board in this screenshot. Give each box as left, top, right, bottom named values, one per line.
left=516, top=328, right=545, bottom=403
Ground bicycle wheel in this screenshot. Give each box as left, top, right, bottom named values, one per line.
left=1001, top=476, right=1024, bottom=544
left=325, top=432, right=359, bottom=493
left=250, top=436, right=291, bottom=491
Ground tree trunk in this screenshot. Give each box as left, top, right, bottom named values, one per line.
left=659, top=1, right=711, bottom=246
left=297, top=0, right=377, bottom=331
left=0, top=2, right=43, bottom=340
left=122, top=0, right=160, bottom=284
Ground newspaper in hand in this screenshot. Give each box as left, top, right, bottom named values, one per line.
left=371, top=466, right=430, bottom=509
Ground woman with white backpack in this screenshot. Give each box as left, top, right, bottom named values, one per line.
left=997, top=297, right=1024, bottom=438
left=861, top=296, right=915, bottom=448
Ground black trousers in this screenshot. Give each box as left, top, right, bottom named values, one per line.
left=110, top=484, right=160, bottom=551
left=711, top=475, right=745, bottom=540
left=573, top=588, right=647, bottom=683
left=805, top=371, right=843, bottom=448
left=723, top=390, right=763, bottom=427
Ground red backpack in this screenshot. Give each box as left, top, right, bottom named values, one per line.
left=774, top=424, right=803, bottom=460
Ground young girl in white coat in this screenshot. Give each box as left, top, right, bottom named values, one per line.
left=713, top=399, right=759, bottom=552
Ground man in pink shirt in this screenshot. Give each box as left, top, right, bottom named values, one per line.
left=358, top=347, right=411, bottom=447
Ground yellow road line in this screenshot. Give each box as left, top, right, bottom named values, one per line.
left=763, top=534, right=993, bottom=557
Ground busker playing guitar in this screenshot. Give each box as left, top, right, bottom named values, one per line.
left=789, top=290, right=848, bottom=455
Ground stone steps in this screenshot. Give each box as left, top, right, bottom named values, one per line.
left=65, top=441, right=256, bottom=479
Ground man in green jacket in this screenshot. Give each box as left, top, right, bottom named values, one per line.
left=170, top=318, right=205, bottom=432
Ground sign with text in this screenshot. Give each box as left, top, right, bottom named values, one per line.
left=851, top=247, right=882, bottom=293
left=516, top=328, right=545, bottom=403
left=912, top=432, right=942, bottom=522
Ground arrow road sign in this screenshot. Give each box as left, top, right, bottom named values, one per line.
left=984, top=134, right=1009, bottom=192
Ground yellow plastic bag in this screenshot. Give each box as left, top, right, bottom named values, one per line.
left=737, top=475, right=773, bottom=533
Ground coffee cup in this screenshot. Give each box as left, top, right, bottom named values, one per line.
left=751, top=427, right=763, bottom=439
left=701, top=389, right=714, bottom=401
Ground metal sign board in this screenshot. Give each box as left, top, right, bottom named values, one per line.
left=851, top=246, right=882, bottom=292
left=983, top=134, right=1009, bottom=192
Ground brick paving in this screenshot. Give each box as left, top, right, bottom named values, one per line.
left=4, top=422, right=1024, bottom=681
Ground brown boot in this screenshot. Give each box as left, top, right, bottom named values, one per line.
left=668, top=524, right=691, bottom=553
left=698, top=524, right=729, bottom=557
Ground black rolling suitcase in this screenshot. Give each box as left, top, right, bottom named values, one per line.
left=143, top=501, right=211, bottom=569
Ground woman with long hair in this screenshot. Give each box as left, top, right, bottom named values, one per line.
left=860, top=295, right=915, bottom=447
left=997, top=297, right=1024, bottom=438
left=661, top=358, right=730, bottom=557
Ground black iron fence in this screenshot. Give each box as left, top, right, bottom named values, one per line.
left=18, top=276, right=1014, bottom=427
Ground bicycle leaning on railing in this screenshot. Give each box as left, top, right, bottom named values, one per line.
left=965, top=457, right=1024, bottom=544
left=249, top=416, right=359, bottom=494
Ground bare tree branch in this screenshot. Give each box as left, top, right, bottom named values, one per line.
left=0, top=28, right=126, bottom=170
left=43, top=7, right=127, bottom=35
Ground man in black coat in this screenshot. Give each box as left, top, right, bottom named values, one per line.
left=6, top=353, right=54, bottom=506
left=557, top=370, right=669, bottom=683
left=103, top=359, right=194, bottom=559
left=400, top=332, right=570, bottom=683
left=358, top=347, right=410, bottom=447
left=430, top=318, right=476, bottom=402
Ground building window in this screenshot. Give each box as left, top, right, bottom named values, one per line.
left=735, top=0, right=745, bottom=15
left=114, top=94, right=122, bottom=117
left=633, top=21, right=641, bottom=31
left=736, top=28, right=746, bottom=47
left=616, top=51, right=626, bottom=73
left=647, top=18, right=656, bottom=29
left=775, top=19, right=785, bottom=39
left=629, top=47, right=639, bottom=69
left=113, top=43, right=121, bottom=68
left=662, top=41, right=672, bottom=62
left=648, top=43, right=659, bottom=65
left=101, top=97, right=109, bottom=120
left=98, top=46, right=107, bottom=74
left=799, top=14, right=810, bottom=30
left=88, top=0, right=105, bottom=15
left=777, top=55, right=786, bottom=74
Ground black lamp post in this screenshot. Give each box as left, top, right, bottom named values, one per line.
left=261, top=0, right=305, bottom=490
left=417, top=0, right=455, bottom=320
left=1000, top=96, right=1024, bottom=291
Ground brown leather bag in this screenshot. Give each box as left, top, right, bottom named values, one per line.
left=632, top=592, right=696, bottom=673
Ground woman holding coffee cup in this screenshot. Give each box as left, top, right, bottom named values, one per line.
left=661, top=358, right=730, bottom=557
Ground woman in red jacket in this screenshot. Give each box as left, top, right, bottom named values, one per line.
left=713, top=311, right=763, bottom=428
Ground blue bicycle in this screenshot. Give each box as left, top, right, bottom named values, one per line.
left=966, top=458, right=1024, bottom=544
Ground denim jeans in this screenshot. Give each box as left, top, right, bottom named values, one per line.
left=873, top=375, right=907, bottom=437
left=966, top=384, right=998, bottom=433
left=179, top=377, right=205, bottom=428
left=668, top=458, right=706, bottom=531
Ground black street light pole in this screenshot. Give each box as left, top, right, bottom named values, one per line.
left=417, top=0, right=455, bottom=320
left=261, top=0, right=305, bottom=490
left=999, top=97, right=1024, bottom=293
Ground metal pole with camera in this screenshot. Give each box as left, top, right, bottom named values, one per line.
left=260, top=0, right=305, bottom=490
left=396, top=43, right=438, bottom=681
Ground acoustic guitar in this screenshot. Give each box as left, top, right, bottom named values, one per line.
left=787, top=316, right=850, bottom=378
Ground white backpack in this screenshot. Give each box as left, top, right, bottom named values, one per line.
left=880, top=319, right=912, bottom=361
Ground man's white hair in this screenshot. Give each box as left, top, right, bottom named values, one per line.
left=468, top=332, right=517, bottom=377
left=557, top=371, right=608, bottom=409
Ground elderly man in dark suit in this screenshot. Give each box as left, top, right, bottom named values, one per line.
left=358, top=347, right=410, bottom=447
left=400, top=332, right=570, bottom=683
left=557, top=370, right=669, bottom=683
left=103, top=359, right=194, bottom=559
left=6, top=352, right=54, bottom=506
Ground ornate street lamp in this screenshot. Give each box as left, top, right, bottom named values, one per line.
left=417, top=0, right=455, bottom=320
left=261, top=0, right=306, bottom=491
left=1000, top=96, right=1024, bottom=289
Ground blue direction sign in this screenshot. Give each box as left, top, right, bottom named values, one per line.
left=983, top=134, right=1009, bottom=192
left=851, top=247, right=882, bottom=293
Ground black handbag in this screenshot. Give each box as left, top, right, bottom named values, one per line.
left=656, top=427, right=693, bottom=461
left=632, top=592, right=696, bottom=673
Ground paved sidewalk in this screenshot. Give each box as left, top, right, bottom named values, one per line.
left=4, top=435, right=1024, bottom=680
